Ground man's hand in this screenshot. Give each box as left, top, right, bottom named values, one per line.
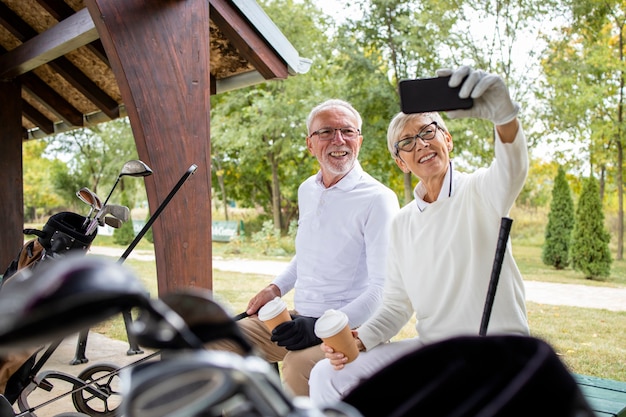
left=271, top=315, right=321, bottom=350
left=246, top=284, right=281, bottom=316
left=436, top=66, right=520, bottom=126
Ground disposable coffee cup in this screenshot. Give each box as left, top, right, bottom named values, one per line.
left=314, top=309, right=359, bottom=363
left=258, top=297, right=291, bottom=332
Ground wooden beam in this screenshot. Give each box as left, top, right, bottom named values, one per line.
left=86, top=0, right=213, bottom=294
left=0, top=79, right=24, bottom=273
left=21, top=73, right=84, bottom=127
left=0, top=2, right=36, bottom=39
left=0, top=8, right=98, bottom=79
left=48, top=59, right=119, bottom=119
left=210, top=0, right=288, bottom=80
left=22, top=100, right=55, bottom=135
left=35, top=0, right=81, bottom=20
left=34, top=0, right=110, bottom=66
left=0, top=7, right=116, bottom=118
left=85, top=40, right=110, bottom=66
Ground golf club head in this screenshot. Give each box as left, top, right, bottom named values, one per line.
left=104, top=216, right=124, bottom=228
left=107, top=204, right=131, bottom=222
left=121, top=351, right=287, bottom=417
left=77, top=187, right=103, bottom=225
left=132, top=289, right=251, bottom=352
left=88, top=204, right=130, bottom=234
left=0, top=395, right=14, bottom=417
left=99, top=160, right=153, bottom=213
left=120, top=160, right=153, bottom=178
left=76, top=187, right=103, bottom=210
left=0, top=254, right=150, bottom=353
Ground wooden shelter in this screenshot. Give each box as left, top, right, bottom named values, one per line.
left=0, top=0, right=311, bottom=294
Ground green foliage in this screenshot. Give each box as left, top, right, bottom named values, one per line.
left=113, top=217, right=135, bottom=245
left=542, top=166, right=575, bottom=269
left=251, top=220, right=286, bottom=256
left=113, top=189, right=135, bottom=246
left=570, top=176, right=612, bottom=279
left=22, top=140, right=67, bottom=220
left=44, top=118, right=141, bottom=203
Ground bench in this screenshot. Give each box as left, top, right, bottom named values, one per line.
left=212, top=220, right=243, bottom=242
left=575, top=374, right=626, bottom=416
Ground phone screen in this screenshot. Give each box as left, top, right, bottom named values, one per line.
left=399, top=76, right=473, bottom=114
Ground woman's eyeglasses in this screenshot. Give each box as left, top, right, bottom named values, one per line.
left=394, top=121, right=442, bottom=156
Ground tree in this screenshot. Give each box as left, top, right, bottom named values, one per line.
left=339, top=0, right=460, bottom=204
left=210, top=0, right=334, bottom=232
left=540, top=0, right=626, bottom=259
left=570, top=175, right=612, bottom=279
left=44, top=118, right=140, bottom=204
left=542, top=165, right=575, bottom=269
left=22, top=140, right=67, bottom=220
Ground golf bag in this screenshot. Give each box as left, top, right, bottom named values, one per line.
left=0, top=211, right=95, bottom=401
left=1, top=212, right=96, bottom=284
left=342, top=335, right=595, bottom=417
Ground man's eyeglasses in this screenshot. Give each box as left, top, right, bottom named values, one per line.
left=308, top=127, right=361, bottom=141
left=394, top=121, right=442, bottom=156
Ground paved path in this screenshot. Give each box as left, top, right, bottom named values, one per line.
left=88, top=247, right=626, bottom=312
left=12, top=333, right=158, bottom=416
left=211, top=259, right=626, bottom=312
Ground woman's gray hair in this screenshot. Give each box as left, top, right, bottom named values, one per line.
left=386, top=112, right=449, bottom=158
left=306, top=99, right=363, bottom=133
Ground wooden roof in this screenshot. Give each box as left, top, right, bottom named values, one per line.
left=0, top=0, right=310, bottom=294
left=0, top=0, right=311, bottom=140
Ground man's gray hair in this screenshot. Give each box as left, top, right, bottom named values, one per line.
left=306, top=99, right=363, bottom=133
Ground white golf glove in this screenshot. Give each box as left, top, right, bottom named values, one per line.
left=436, top=66, right=520, bottom=125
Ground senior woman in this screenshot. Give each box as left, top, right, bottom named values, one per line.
left=308, top=66, right=530, bottom=406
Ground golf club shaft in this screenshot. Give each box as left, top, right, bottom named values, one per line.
left=234, top=311, right=249, bottom=321
left=118, top=164, right=198, bottom=263
left=479, top=217, right=513, bottom=336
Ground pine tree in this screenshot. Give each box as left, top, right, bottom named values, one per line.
left=542, top=166, right=575, bottom=269
left=570, top=175, right=612, bottom=279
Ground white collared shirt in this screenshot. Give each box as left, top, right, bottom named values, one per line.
left=414, top=161, right=457, bottom=211
left=272, top=161, right=400, bottom=327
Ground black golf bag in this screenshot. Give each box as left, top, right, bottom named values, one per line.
left=342, top=335, right=595, bottom=417
left=2, top=212, right=96, bottom=284
left=0, top=211, right=95, bottom=401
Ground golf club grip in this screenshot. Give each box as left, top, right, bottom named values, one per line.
left=233, top=311, right=249, bottom=321
left=479, top=217, right=513, bottom=336
left=118, top=164, right=198, bottom=263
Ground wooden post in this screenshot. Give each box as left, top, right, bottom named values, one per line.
left=85, top=0, right=212, bottom=294
left=0, top=80, right=23, bottom=273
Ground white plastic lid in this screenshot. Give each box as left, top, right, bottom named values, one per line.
left=257, top=297, right=288, bottom=321
left=314, top=309, right=349, bottom=338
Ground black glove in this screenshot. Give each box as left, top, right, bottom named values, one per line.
left=271, top=315, right=321, bottom=350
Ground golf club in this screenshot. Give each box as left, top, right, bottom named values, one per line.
left=85, top=160, right=152, bottom=235
left=76, top=187, right=103, bottom=225
left=96, top=204, right=131, bottom=225
left=75, top=164, right=198, bottom=362
left=479, top=217, right=513, bottom=336
left=104, top=216, right=124, bottom=229
left=87, top=204, right=131, bottom=234
left=100, top=160, right=153, bottom=209
left=118, top=164, right=198, bottom=263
